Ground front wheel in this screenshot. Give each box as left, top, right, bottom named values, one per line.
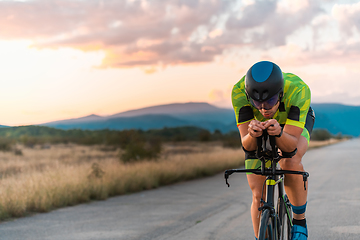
left=258, top=209, right=275, bottom=240
left=277, top=195, right=292, bottom=240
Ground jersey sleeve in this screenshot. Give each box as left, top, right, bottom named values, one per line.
left=231, top=78, right=254, bottom=126
left=285, top=84, right=311, bottom=129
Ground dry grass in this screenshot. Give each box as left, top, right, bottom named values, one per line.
left=308, top=138, right=344, bottom=149
left=0, top=142, right=244, bottom=221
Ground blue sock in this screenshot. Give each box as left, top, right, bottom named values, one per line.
left=291, top=202, right=307, bottom=215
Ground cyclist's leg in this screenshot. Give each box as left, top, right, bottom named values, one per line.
left=278, top=135, right=308, bottom=220
left=280, top=109, right=314, bottom=239
left=247, top=172, right=266, bottom=238
left=279, top=107, right=314, bottom=222
left=245, top=158, right=271, bottom=238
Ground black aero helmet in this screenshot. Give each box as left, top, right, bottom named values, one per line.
left=245, top=61, right=284, bottom=102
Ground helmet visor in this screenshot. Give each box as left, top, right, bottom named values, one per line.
left=249, top=94, right=280, bottom=110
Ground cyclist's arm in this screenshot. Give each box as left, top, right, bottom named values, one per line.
left=276, top=124, right=303, bottom=152
left=238, top=120, right=265, bottom=151
left=264, top=120, right=303, bottom=152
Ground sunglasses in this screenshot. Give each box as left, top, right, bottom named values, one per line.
left=249, top=94, right=280, bottom=110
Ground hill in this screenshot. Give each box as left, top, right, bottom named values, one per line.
left=42, top=102, right=237, bottom=133
left=38, top=102, right=359, bottom=136
left=44, top=114, right=190, bottom=131
left=311, top=103, right=360, bottom=136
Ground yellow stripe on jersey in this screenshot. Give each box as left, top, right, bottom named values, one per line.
left=300, top=99, right=311, bottom=111
left=301, top=88, right=306, bottom=99
left=285, top=119, right=305, bottom=129
left=287, top=86, right=299, bottom=106
left=233, top=88, right=242, bottom=93
left=233, top=92, right=246, bottom=100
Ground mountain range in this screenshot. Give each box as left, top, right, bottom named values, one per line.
left=37, top=102, right=360, bottom=137
left=41, top=102, right=236, bottom=133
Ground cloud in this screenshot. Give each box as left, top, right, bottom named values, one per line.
left=312, top=92, right=360, bottom=106
left=332, top=2, right=360, bottom=36
left=0, top=0, right=334, bottom=69
left=272, top=40, right=360, bottom=68
left=27, top=0, right=233, bottom=68
left=226, top=0, right=322, bottom=48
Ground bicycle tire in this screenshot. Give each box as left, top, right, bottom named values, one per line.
left=277, top=195, right=292, bottom=240
left=258, top=209, right=275, bottom=240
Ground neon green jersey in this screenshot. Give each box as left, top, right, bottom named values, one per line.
left=232, top=72, right=311, bottom=131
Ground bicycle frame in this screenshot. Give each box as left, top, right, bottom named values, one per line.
left=224, top=131, right=309, bottom=240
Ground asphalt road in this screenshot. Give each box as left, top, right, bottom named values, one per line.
left=0, top=139, right=359, bottom=240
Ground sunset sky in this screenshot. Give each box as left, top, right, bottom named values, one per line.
left=1, top=0, right=360, bottom=126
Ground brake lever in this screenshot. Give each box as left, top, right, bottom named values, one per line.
left=224, top=170, right=232, bottom=187
left=303, top=172, right=309, bottom=190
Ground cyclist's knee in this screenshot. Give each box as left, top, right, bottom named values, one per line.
left=280, top=156, right=304, bottom=171
left=251, top=190, right=262, bottom=204
left=247, top=174, right=266, bottom=201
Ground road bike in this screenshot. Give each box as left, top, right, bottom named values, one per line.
left=224, top=131, right=309, bottom=240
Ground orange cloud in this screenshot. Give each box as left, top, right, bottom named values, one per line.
left=100, top=48, right=159, bottom=68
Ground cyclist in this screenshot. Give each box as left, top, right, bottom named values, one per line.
left=231, top=61, right=315, bottom=240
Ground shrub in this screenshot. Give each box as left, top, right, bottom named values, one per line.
left=13, top=148, right=23, bottom=156
left=0, top=137, right=13, bottom=152
left=198, top=130, right=211, bottom=142
left=172, top=133, right=186, bottom=142
left=19, top=135, right=40, bottom=148
left=120, top=136, right=162, bottom=163
left=118, top=130, right=143, bottom=149
left=88, top=163, right=105, bottom=179
left=222, top=131, right=242, bottom=148
left=212, top=129, right=223, bottom=141
left=311, top=129, right=332, bottom=141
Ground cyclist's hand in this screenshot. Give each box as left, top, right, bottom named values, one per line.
left=248, top=120, right=265, bottom=138
left=263, top=119, right=282, bottom=136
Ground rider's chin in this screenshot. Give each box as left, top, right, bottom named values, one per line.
left=263, top=113, right=272, bottom=119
